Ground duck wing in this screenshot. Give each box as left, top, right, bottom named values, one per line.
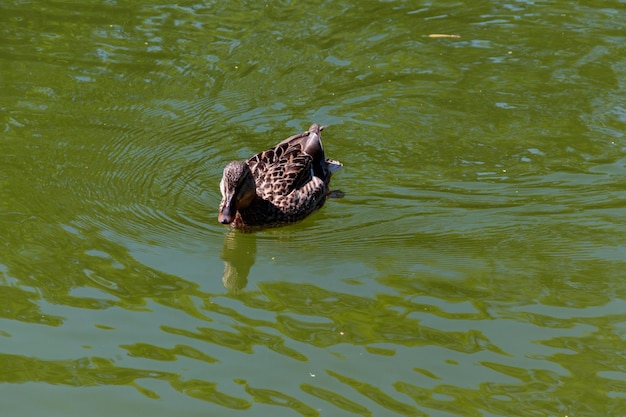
left=247, top=124, right=326, bottom=202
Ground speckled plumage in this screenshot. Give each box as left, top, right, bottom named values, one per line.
left=218, top=124, right=342, bottom=230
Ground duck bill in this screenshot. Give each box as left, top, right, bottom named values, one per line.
left=218, top=196, right=237, bottom=224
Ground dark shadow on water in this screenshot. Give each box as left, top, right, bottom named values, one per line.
left=221, top=231, right=257, bottom=292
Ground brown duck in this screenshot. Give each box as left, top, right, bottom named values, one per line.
left=218, top=124, right=342, bottom=230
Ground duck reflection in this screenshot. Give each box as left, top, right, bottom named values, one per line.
left=221, top=231, right=256, bottom=291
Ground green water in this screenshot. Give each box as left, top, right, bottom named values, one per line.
left=2, top=1, right=626, bottom=416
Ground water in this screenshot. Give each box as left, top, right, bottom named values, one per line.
left=2, top=1, right=626, bottom=416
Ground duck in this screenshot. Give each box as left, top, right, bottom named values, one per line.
left=218, top=123, right=342, bottom=230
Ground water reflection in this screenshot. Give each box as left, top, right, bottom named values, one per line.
left=221, top=231, right=256, bottom=291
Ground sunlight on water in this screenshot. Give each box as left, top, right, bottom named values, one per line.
left=2, top=0, right=626, bottom=416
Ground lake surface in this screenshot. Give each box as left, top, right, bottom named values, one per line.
left=2, top=1, right=626, bottom=416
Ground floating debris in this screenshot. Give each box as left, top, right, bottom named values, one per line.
left=428, top=34, right=461, bottom=38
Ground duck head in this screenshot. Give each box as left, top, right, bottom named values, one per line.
left=218, top=161, right=257, bottom=225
